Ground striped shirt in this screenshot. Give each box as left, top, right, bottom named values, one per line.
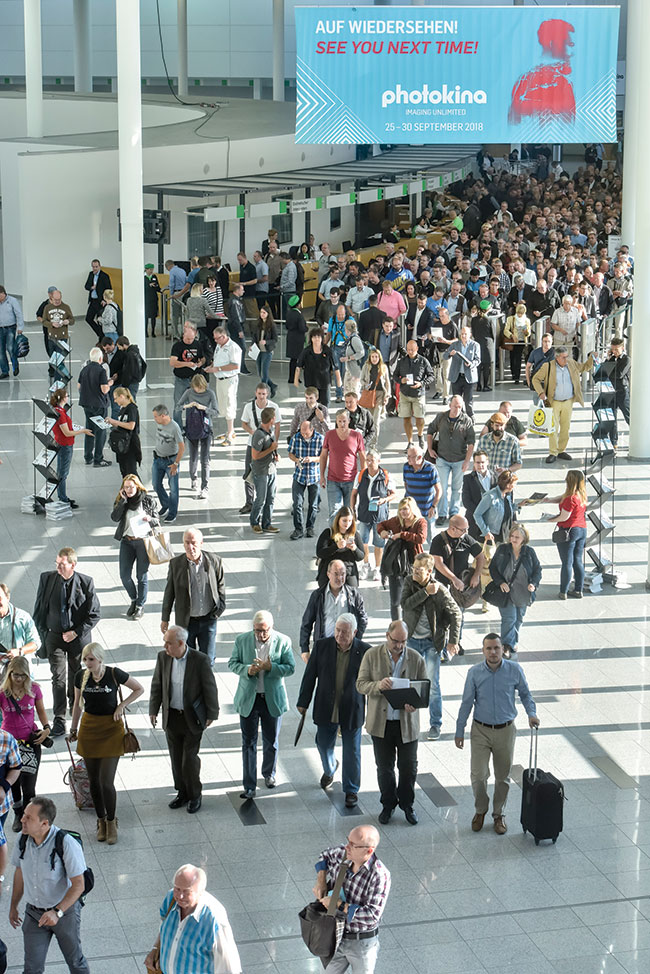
left=289, top=430, right=324, bottom=485
left=402, top=460, right=439, bottom=517
left=316, top=845, right=391, bottom=933
left=159, top=890, right=242, bottom=974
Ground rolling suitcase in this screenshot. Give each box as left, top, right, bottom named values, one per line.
left=63, top=738, right=94, bottom=810
left=520, top=726, right=564, bottom=845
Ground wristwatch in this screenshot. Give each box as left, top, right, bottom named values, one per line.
left=55, top=908, right=64, bottom=918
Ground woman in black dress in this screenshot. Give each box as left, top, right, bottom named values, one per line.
left=293, top=328, right=342, bottom=406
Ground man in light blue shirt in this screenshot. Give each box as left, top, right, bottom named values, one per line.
left=455, top=633, right=539, bottom=835
left=0, top=287, right=24, bottom=379
left=165, top=259, right=188, bottom=338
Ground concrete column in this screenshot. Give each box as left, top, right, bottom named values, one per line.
left=622, top=0, right=640, bottom=250
left=272, top=0, right=284, bottom=102
left=115, top=0, right=146, bottom=361
left=177, top=0, right=188, bottom=98
left=253, top=78, right=262, bottom=100
left=73, top=0, right=92, bottom=93
left=23, top=0, right=43, bottom=138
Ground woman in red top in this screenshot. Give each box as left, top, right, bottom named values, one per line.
left=378, top=496, right=428, bottom=619
left=547, top=470, right=588, bottom=599
left=50, top=388, right=92, bottom=509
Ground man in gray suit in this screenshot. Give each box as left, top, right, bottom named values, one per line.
left=161, top=528, right=225, bottom=667
left=150, top=625, right=219, bottom=814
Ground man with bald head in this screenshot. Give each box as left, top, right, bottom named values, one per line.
left=430, top=515, right=484, bottom=657
left=313, top=825, right=390, bottom=973
left=161, top=527, right=226, bottom=667
left=145, top=863, right=241, bottom=973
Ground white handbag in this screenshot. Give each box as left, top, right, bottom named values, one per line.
left=527, top=402, right=555, bottom=437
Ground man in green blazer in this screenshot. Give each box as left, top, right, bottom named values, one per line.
left=228, top=610, right=295, bottom=799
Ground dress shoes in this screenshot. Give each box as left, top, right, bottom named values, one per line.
left=186, top=798, right=202, bottom=814
left=545, top=455, right=558, bottom=464
left=344, top=793, right=358, bottom=808
left=320, top=759, right=339, bottom=789
left=404, top=807, right=418, bottom=825
left=240, top=789, right=256, bottom=800
left=51, top=718, right=66, bottom=738
left=494, top=815, right=507, bottom=834
left=558, top=452, right=572, bottom=460
left=471, top=812, right=485, bottom=832
left=378, top=806, right=394, bottom=825
left=168, top=795, right=188, bottom=809
left=264, top=776, right=276, bottom=788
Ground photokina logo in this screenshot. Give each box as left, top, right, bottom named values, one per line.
left=381, top=84, right=488, bottom=108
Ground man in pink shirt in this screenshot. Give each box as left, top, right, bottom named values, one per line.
left=319, top=410, right=366, bottom=521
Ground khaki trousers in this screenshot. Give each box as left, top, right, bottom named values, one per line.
left=437, top=356, right=451, bottom=398
left=470, top=720, right=516, bottom=817
left=548, top=397, right=574, bottom=456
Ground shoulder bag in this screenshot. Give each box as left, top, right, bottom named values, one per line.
left=552, top=526, right=571, bottom=544
left=483, top=554, right=523, bottom=608
left=359, top=374, right=380, bottom=410
left=299, top=860, right=347, bottom=962
left=144, top=531, right=174, bottom=565
left=145, top=900, right=175, bottom=973
left=115, top=671, right=141, bottom=758
left=444, top=537, right=482, bottom=610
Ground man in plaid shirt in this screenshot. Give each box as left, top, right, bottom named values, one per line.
left=288, top=420, right=323, bottom=540
left=313, top=825, right=390, bottom=973
left=477, top=413, right=522, bottom=474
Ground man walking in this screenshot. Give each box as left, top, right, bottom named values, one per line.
left=455, top=633, right=539, bottom=834
left=532, top=345, right=594, bottom=463
left=250, top=406, right=280, bottom=534
left=288, top=419, right=323, bottom=540
left=356, top=620, right=427, bottom=825
left=206, top=326, right=242, bottom=446
left=152, top=405, right=185, bottom=524
left=150, top=626, right=220, bottom=813
left=427, top=395, right=475, bottom=527
left=165, top=259, right=187, bottom=339
left=228, top=611, right=295, bottom=799
left=10, top=797, right=90, bottom=974
left=402, top=444, right=441, bottom=541
left=300, top=560, right=368, bottom=664
left=0, top=286, right=25, bottom=379
left=297, top=614, right=371, bottom=807
left=33, top=548, right=100, bottom=738
left=239, top=383, right=281, bottom=516
left=394, top=340, right=434, bottom=449
left=83, top=259, right=110, bottom=340
left=161, top=528, right=226, bottom=668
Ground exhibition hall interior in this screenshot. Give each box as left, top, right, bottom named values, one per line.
left=1, top=1, right=650, bottom=972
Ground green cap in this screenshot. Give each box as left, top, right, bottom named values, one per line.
left=479, top=299, right=491, bottom=311
left=288, top=295, right=301, bottom=307
left=144, top=263, right=154, bottom=269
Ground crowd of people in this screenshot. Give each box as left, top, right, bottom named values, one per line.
left=0, top=148, right=635, bottom=974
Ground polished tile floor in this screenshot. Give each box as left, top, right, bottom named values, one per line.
left=1, top=328, right=649, bottom=972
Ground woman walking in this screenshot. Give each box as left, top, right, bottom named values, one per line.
left=177, top=373, right=219, bottom=499
left=187, top=282, right=218, bottom=353
left=378, top=496, right=427, bottom=620
left=294, top=328, right=341, bottom=406
left=111, top=474, right=159, bottom=619
left=315, top=506, right=365, bottom=587
left=68, top=643, right=143, bottom=845
left=350, top=450, right=397, bottom=581
left=473, top=471, right=518, bottom=544
left=50, top=388, right=93, bottom=509
left=488, top=524, right=542, bottom=658
left=106, top=387, right=141, bottom=476
left=285, top=295, right=307, bottom=384
left=253, top=306, right=278, bottom=398
left=546, top=469, right=588, bottom=600
left=0, top=657, right=51, bottom=832
left=99, top=289, right=120, bottom=344
left=359, top=348, right=391, bottom=448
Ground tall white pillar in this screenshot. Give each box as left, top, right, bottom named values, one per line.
left=23, top=0, right=43, bottom=138
left=73, top=0, right=92, bottom=93
left=115, top=0, right=146, bottom=359
left=272, top=0, right=285, bottom=102
left=177, top=0, right=188, bottom=97
left=621, top=0, right=640, bottom=250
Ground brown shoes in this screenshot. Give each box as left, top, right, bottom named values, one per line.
left=471, top=812, right=485, bottom=832
left=494, top=815, right=507, bottom=835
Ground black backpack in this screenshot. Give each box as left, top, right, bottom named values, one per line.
left=184, top=405, right=210, bottom=441
left=19, top=829, right=94, bottom=904
left=115, top=304, right=124, bottom=337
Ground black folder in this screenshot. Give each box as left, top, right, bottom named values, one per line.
left=381, top=680, right=430, bottom=709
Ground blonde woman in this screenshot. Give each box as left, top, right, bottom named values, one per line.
left=543, top=469, right=588, bottom=599
left=99, top=288, right=120, bottom=343
left=111, top=474, right=159, bottom=619
left=0, top=657, right=51, bottom=832
left=359, top=348, right=391, bottom=447
left=106, top=386, right=141, bottom=476
left=378, top=497, right=428, bottom=619
left=69, top=643, right=143, bottom=844
left=177, top=374, right=219, bottom=498
left=503, top=302, right=531, bottom=384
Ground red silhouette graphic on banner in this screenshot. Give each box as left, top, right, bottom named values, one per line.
left=509, top=19, right=576, bottom=125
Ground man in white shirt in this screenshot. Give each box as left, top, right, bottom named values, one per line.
left=205, top=326, right=241, bottom=446
left=346, top=277, right=375, bottom=316
left=239, top=382, right=282, bottom=515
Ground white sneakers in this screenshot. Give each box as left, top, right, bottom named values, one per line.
left=359, top=562, right=370, bottom=580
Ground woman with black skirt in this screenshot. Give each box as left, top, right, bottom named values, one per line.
left=68, top=643, right=143, bottom=845
left=106, top=387, right=141, bottom=476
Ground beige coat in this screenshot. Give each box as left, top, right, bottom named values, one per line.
left=356, top=642, right=427, bottom=742
left=532, top=353, right=594, bottom=407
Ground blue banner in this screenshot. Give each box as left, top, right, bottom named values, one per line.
left=295, top=6, right=619, bottom=145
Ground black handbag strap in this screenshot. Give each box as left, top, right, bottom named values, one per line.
left=327, top=860, right=349, bottom=917
left=508, top=555, right=524, bottom=586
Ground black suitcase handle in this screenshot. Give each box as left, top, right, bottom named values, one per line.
left=528, top=725, right=538, bottom=781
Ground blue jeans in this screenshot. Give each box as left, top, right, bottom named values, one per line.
left=326, top=480, right=354, bottom=520
left=0, top=325, right=17, bottom=374
left=557, top=526, right=587, bottom=594
left=358, top=520, right=385, bottom=548
left=292, top=480, right=320, bottom=533
left=315, top=723, right=362, bottom=794
left=436, top=457, right=464, bottom=519
left=330, top=345, right=344, bottom=399
left=240, top=693, right=281, bottom=790
left=499, top=603, right=528, bottom=649
left=119, top=537, right=149, bottom=607
left=327, top=935, right=379, bottom=974
left=250, top=466, right=276, bottom=529
left=152, top=455, right=179, bottom=518
left=173, top=376, right=191, bottom=427
left=128, top=382, right=140, bottom=400
left=56, top=444, right=73, bottom=502
left=188, top=615, right=217, bottom=667
left=257, top=351, right=277, bottom=394
left=408, top=637, right=442, bottom=729
left=83, top=409, right=107, bottom=464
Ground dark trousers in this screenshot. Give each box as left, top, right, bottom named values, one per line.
left=46, top=632, right=82, bottom=721
left=612, top=389, right=630, bottom=445
left=451, top=376, right=476, bottom=418
left=476, top=344, right=492, bottom=390
left=119, top=537, right=149, bottom=607
left=317, top=384, right=330, bottom=406
left=244, top=445, right=254, bottom=506
left=187, top=615, right=217, bottom=667
left=23, top=901, right=89, bottom=974
left=240, top=693, right=282, bottom=791
left=85, top=300, right=103, bottom=339
left=509, top=345, right=524, bottom=383
left=388, top=576, right=404, bottom=621
left=165, top=708, right=203, bottom=800
left=11, top=744, right=41, bottom=813
left=83, top=410, right=107, bottom=464
left=372, top=720, right=418, bottom=811
left=288, top=357, right=299, bottom=383
left=117, top=449, right=140, bottom=477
